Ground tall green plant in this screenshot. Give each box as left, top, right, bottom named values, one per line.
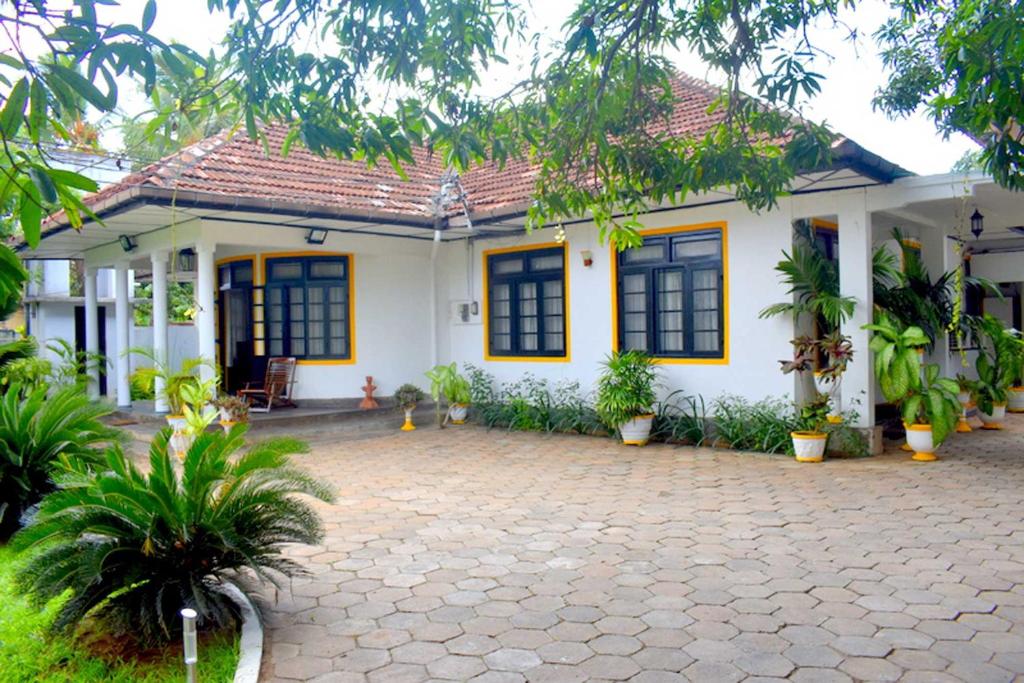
left=129, top=349, right=215, bottom=415
left=970, top=314, right=1023, bottom=413
left=901, top=364, right=961, bottom=446
left=15, top=425, right=334, bottom=645
left=0, top=383, right=121, bottom=540
left=595, top=351, right=658, bottom=429
left=864, top=315, right=929, bottom=403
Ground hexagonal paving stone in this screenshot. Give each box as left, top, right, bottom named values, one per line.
left=483, top=648, right=544, bottom=672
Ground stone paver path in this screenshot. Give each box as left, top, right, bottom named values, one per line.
left=263, top=416, right=1024, bottom=682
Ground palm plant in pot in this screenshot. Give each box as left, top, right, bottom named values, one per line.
left=425, top=363, right=472, bottom=426
left=394, top=383, right=425, bottom=431
left=596, top=350, right=658, bottom=446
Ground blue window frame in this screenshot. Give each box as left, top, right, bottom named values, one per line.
left=265, top=255, right=350, bottom=360
left=617, top=229, right=724, bottom=358
left=486, top=247, right=566, bottom=357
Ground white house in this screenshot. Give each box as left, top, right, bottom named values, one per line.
left=20, top=75, right=1024, bottom=428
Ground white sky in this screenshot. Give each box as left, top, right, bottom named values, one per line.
left=125, top=0, right=974, bottom=175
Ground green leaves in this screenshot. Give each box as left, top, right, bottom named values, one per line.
left=1, top=79, right=29, bottom=138
left=595, top=350, right=658, bottom=429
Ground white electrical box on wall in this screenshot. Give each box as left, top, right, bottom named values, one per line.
left=450, top=300, right=482, bottom=325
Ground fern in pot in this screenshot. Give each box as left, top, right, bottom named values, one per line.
left=596, top=350, right=658, bottom=446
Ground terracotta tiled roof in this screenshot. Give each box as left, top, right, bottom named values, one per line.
left=44, top=73, right=901, bottom=235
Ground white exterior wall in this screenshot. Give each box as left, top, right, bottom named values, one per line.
left=132, top=324, right=198, bottom=375
left=438, top=201, right=796, bottom=405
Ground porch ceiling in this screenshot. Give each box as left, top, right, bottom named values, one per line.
left=898, top=181, right=1024, bottom=243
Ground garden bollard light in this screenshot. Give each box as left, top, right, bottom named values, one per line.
left=182, top=607, right=198, bottom=683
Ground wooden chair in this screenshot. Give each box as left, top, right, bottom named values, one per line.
left=238, top=357, right=297, bottom=413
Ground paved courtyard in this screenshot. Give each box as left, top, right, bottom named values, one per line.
left=262, top=417, right=1024, bottom=682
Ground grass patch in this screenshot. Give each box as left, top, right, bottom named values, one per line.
left=0, top=545, right=238, bottom=683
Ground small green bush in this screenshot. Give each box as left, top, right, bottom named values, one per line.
left=15, top=425, right=334, bottom=645
left=712, top=395, right=797, bottom=454
left=652, top=391, right=711, bottom=446
left=0, top=383, right=122, bottom=540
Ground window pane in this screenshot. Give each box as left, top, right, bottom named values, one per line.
left=621, top=243, right=665, bottom=264
left=621, top=273, right=648, bottom=351
left=308, top=338, right=325, bottom=356
left=233, top=263, right=253, bottom=283
left=310, top=260, right=344, bottom=279
left=219, top=266, right=231, bottom=288
left=519, top=282, right=538, bottom=351
left=530, top=254, right=563, bottom=271
left=694, top=331, right=719, bottom=352
left=672, top=237, right=720, bottom=260
left=656, top=270, right=685, bottom=353
left=269, top=261, right=302, bottom=280
left=492, top=258, right=524, bottom=275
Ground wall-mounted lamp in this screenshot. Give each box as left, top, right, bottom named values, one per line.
left=177, top=248, right=196, bottom=272
left=471, top=301, right=479, bottom=316
left=118, top=234, right=138, bottom=252
left=970, top=209, right=985, bottom=239
left=305, top=228, right=328, bottom=245
left=580, top=249, right=593, bottom=267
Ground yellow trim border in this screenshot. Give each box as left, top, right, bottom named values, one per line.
left=259, top=250, right=357, bottom=366
left=481, top=241, right=571, bottom=362
left=609, top=221, right=730, bottom=365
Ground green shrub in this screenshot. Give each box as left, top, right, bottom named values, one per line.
left=129, top=366, right=156, bottom=400
left=0, top=383, right=121, bottom=540
left=465, top=366, right=606, bottom=435
left=712, top=395, right=797, bottom=454
left=15, top=424, right=334, bottom=645
left=652, top=391, right=711, bottom=446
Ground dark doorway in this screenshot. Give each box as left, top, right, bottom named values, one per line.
left=219, top=287, right=255, bottom=393
left=74, top=305, right=107, bottom=396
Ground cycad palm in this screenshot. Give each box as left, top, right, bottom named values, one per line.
left=15, top=425, right=334, bottom=644
left=0, top=383, right=121, bottom=539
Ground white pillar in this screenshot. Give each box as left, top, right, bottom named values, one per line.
left=83, top=266, right=100, bottom=399
left=151, top=251, right=170, bottom=413
left=114, top=261, right=132, bottom=408
left=837, top=191, right=876, bottom=429
left=195, top=242, right=217, bottom=383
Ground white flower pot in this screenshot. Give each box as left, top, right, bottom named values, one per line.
left=905, top=424, right=937, bottom=462
left=1008, top=388, right=1024, bottom=413
left=979, top=403, right=1007, bottom=430
left=791, top=431, right=827, bottom=462
left=448, top=403, right=469, bottom=424
left=620, top=414, right=654, bottom=446
left=401, top=406, right=416, bottom=431
left=166, top=415, right=193, bottom=459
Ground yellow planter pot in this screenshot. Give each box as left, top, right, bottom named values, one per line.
left=401, top=407, right=417, bottom=431
left=791, top=431, right=827, bottom=462
left=1008, top=387, right=1024, bottom=413
left=620, top=414, right=655, bottom=446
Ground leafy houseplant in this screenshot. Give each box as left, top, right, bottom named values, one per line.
left=394, top=383, right=425, bottom=431
left=129, top=351, right=215, bottom=417
left=790, top=393, right=830, bottom=463
left=595, top=350, right=658, bottom=445
left=425, top=363, right=472, bottom=426
left=970, top=314, right=1023, bottom=426
left=213, top=394, right=250, bottom=432
left=15, top=425, right=334, bottom=645
left=0, top=383, right=122, bottom=540
left=865, top=315, right=956, bottom=460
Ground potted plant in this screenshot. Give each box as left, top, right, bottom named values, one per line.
left=955, top=374, right=974, bottom=433
left=899, top=364, right=962, bottom=461
left=791, top=393, right=830, bottom=462
left=595, top=350, right=658, bottom=445
left=1008, top=336, right=1024, bottom=413
left=178, top=375, right=220, bottom=455
left=815, top=331, right=853, bottom=422
left=969, top=315, right=1022, bottom=429
left=394, top=383, right=425, bottom=431
left=425, top=363, right=472, bottom=426
left=214, top=394, right=250, bottom=433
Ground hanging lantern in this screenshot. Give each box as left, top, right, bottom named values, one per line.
left=970, top=209, right=984, bottom=239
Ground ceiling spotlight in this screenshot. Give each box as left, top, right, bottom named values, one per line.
left=118, top=234, right=138, bottom=252
left=305, top=228, right=328, bottom=245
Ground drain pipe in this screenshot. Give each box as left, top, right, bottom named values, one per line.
left=429, top=225, right=442, bottom=367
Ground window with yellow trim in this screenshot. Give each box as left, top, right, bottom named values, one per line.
left=487, top=247, right=566, bottom=357
left=265, top=255, right=351, bottom=360
left=617, top=229, right=724, bottom=358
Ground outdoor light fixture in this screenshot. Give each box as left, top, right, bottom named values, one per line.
left=970, top=209, right=985, bottom=239
left=177, top=248, right=196, bottom=272
left=580, top=249, right=593, bottom=267
left=181, top=608, right=198, bottom=683
left=305, top=228, right=328, bottom=245
left=118, top=234, right=138, bottom=252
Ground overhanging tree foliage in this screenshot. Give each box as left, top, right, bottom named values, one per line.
left=1, top=0, right=1021, bottom=296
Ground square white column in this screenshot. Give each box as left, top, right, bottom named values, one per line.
left=83, top=266, right=100, bottom=400
left=195, top=242, right=217, bottom=383
left=837, top=192, right=876, bottom=429
left=114, top=261, right=132, bottom=408
left=151, top=251, right=170, bottom=413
